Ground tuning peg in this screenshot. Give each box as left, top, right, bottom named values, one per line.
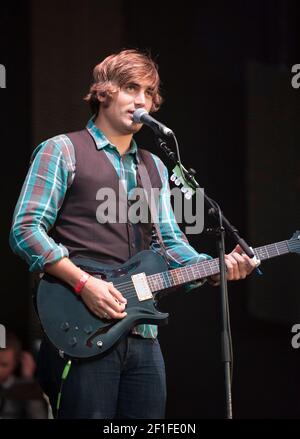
left=175, top=178, right=181, bottom=186
left=170, top=173, right=176, bottom=182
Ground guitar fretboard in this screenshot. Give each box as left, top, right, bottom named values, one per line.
left=147, top=239, right=291, bottom=292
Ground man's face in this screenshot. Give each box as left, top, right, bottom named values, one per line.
left=99, top=80, right=154, bottom=136
left=0, top=349, right=16, bottom=384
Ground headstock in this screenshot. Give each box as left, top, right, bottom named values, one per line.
left=287, top=231, right=300, bottom=255
left=170, top=164, right=195, bottom=200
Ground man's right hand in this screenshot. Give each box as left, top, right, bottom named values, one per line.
left=81, top=276, right=127, bottom=320
left=44, top=257, right=127, bottom=320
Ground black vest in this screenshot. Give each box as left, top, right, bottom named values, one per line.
left=50, top=129, right=162, bottom=265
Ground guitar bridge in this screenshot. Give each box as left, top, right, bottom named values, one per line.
left=131, top=273, right=153, bottom=301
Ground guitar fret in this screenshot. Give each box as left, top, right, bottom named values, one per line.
left=149, top=274, right=164, bottom=291
left=169, top=269, right=182, bottom=286
left=255, top=246, right=269, bottom=260
left=163, top=272, right=169, bottom=288
left=173, top=270, right=179, bottom=285
left=208, top=261, right=214, bottom=276
left=167, top=271, right=175, bottom=286
left=183, top=266, right=188, bottom=282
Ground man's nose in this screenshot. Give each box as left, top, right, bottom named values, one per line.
left=134, top=91, right=146, bottom=106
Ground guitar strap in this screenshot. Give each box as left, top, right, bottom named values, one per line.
left=137, top=156, right=171, bottom=268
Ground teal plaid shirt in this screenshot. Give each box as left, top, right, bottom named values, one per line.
left=10, top=118, right=211, bottom=338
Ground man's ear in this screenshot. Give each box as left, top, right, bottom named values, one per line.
left=97, top=92, right=106, bottom=103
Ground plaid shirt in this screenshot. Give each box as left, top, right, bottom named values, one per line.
left=10, top=118, right=211, bottom=338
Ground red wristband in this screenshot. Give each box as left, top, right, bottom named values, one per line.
left=74, top=272, right=90, bottom=295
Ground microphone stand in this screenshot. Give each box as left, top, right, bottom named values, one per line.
left=155, top=136, right=254, bottom=419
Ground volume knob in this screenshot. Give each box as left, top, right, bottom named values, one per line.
left=60, top=322, right=70, bottom=331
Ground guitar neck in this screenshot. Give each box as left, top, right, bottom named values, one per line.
left=147, top=239, right=291, bottom=293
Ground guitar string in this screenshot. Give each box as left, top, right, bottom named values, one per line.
left=107, top=266, right=211, bottom=299
left=101, top=242, right=289, bottom=294
left=72, top=241, right=292, bottom=314
left=111, top=255, right=243, bottom=298
left=83, top=242, right=292, bottom=305
left=109, top=263, right=220, bottom=294
left=87, top=242, right=290, bottom=300
left=109, top=241, right=289, bottom=293
left=96, top=261, right=220, bottom=291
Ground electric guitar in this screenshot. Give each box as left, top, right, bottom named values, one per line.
left=35, top=231, right=300, bottom=360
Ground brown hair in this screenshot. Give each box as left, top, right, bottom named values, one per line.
left=84, top=49, right=163, bottom=115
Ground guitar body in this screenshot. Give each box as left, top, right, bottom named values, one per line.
left=36, top=250, right=169, bottom=360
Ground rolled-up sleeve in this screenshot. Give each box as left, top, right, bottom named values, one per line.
left=9, top=136, right=74, bottom=272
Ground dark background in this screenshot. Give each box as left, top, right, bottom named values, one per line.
left=1, top=0, right=300, bottom=418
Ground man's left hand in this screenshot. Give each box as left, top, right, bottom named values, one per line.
left=210, top=244, right=258, bottom=285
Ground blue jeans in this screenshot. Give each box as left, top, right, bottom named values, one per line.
left=37, top=334, right=166, bottom=419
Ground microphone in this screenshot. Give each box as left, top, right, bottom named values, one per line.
left=133, top=108, right=174, bottom=137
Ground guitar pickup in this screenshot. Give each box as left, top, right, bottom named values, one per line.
left=131, top=273, right=153, bottom=301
